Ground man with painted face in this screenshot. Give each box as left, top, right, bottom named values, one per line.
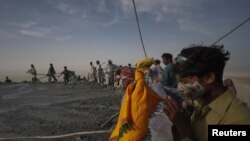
left=163, top=45, right=250, bottom=141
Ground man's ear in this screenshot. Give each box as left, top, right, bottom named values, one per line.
left=205, top=72, right=215, bottom=84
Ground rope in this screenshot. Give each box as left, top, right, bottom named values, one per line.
left=100, top=113, right=119, bottom=128
left=212, top=17, right=250, bottom=45
left=0, top=130, right=111, bottom=140
left=37, top=75, right=48, bottom=80
left=36, top=74, right=47, bottom=76
left=132, top=0, right=148, bottom=58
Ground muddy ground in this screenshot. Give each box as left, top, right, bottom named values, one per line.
left=0, top=75, right=249, bottom=141
left=0, top=81, right=123, bottom=141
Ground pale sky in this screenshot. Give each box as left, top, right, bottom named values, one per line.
left=0, top=0, right=250, bottom=82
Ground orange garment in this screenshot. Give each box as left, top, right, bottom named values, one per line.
left=110, top=58, right=160, bottom=141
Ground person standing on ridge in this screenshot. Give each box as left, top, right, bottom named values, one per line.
left=47, top=63, right=57, bottom=83
left=59, top=66, right=70, bottom=85
left=88, top=62, right=97, bottom=82
left=96, top=60, right=104, bottom=85
left=27, top=64, right=38, bottom=83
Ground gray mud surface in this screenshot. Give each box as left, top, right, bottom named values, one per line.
left=0, top=82, right=123, bottom=141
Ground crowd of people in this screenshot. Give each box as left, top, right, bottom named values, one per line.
left=1, top=49, right=193, bottom=89
left=109, top=45, right=250, bottom=141
left=85, top=53, right=181, bottom=90
left=1, top=44, right=250, bottom=141
left=25, top=63, right=78, bottom=85
left=87, top=60, right=135, bottom=89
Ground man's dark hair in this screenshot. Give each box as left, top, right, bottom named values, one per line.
left=96, top=60, right=100, bottom=64
left=108, top=60, right=112, bottom=64
left=161, top=53, right=173, bottom=61
left=173, top=45, right=230, bottom=84
left=154, top=59, right=161, bottom=64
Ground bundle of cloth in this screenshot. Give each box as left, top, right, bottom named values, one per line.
left=109, top=58, right=185, bottom=141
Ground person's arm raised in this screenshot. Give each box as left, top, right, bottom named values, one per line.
left=163, top=96, right=194, bottom=140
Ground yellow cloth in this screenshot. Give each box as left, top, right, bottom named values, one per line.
left=135, top=58, right=154, bottom=72
left=173, top=89, right=250, bottom=141
left=110, top=58, right=160, bottom=141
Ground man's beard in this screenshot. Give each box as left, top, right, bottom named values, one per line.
left=178, top=81, right=206, bottom=101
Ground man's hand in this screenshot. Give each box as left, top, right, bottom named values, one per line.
left=163, top=96, right=193, bottom=139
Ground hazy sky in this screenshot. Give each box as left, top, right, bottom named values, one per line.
left=0, top=0, right=250, bottom=81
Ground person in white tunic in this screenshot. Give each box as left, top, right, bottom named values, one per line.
left=104, top=60, right=117, bottom=88
left=88, top=62, right=96, bottom=82
left=149, top=59, right=163, bottom=84
left=96, top=60, right=104, bottom=84
left=26, top=64, right=38, bottom=83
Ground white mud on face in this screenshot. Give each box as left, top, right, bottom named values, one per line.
left=0, top=82, right=123, bottom=141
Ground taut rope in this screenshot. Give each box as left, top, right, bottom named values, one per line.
left=132, top=0, right=148, bottom=58
left=212, top=17, right=250, bottom=45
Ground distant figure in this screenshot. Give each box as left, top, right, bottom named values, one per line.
left=77, top=75, right=81, bottom=81
left=59, top=66, right=70, bottom=85
left=104, top=60, right=117, bottom=88
left=96, top=60, right=104, bottom=84
left=68, top=70, right=77, bottom=83
left=88, top=62, right=97, bottom=82
left=26, top=64, right=38, bottom=83
left=161, top=53, right=177, bottom=88
left=47, top=63, right=57, bottom=83
left=128, top=63, right=132, bottom=68
left=121, top=65, right=134, bottom=89
left=5, top=76, right=12, bottom=84
left=149, top=59, right=163, bottom=84
left=114, top=65, right=122, bottom=88
left=128, top=63, right=135, bottom=71
left=82, top=76, right=87, bottom=81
